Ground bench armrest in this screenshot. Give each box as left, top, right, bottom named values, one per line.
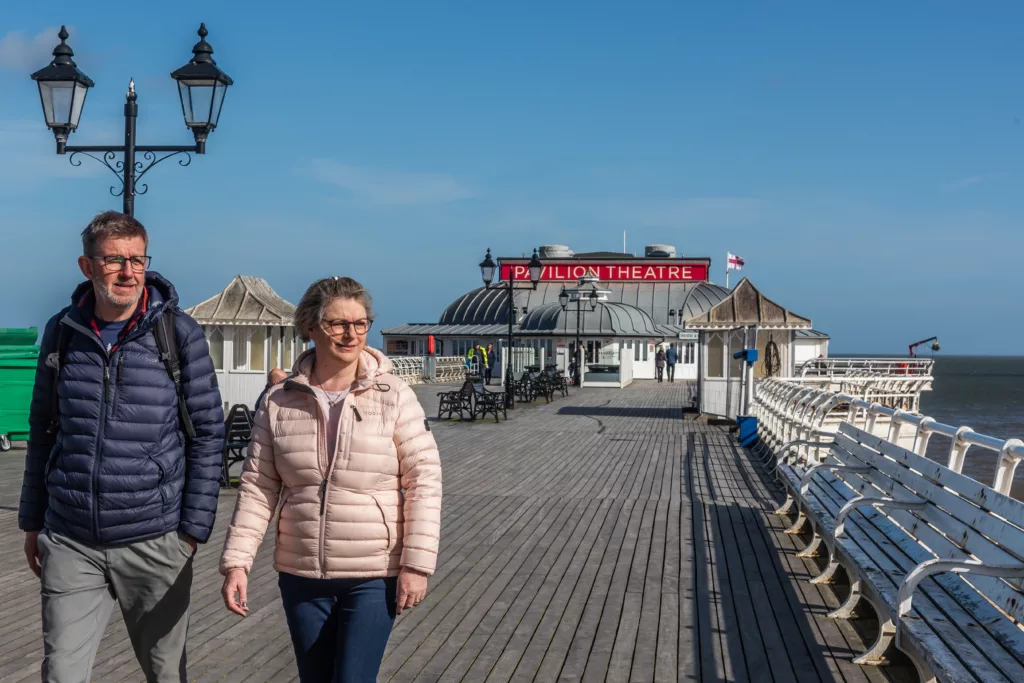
left=799, top=463, right=871, bottom=495
left=895, top=558, right=1024, bottom=647
left=777, top=439, right=835, bottom=467
left=834, top=495, right=925, bottom=538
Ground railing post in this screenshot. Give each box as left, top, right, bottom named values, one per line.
left=913, top=417, right=935, bottom=456
left=889, top=410, right=916, bottom=450
left=992, top=439, right=1024, bottom=496
left=947, top=426, right=974, bottom=473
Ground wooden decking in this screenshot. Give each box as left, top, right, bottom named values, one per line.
left=0, top=382, right=913, bottom=682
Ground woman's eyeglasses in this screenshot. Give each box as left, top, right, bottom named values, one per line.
left=321, top=319, right=372, bottom=336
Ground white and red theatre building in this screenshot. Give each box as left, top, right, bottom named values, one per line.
left=381, top=244, right=829, bottom=417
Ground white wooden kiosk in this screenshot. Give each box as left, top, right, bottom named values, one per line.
left=686, top=278, right=812, bottom=419
left=185, top=275, right=307, bottom=411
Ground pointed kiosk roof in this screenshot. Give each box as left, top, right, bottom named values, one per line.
left=684, top=278, right=811, bottom=330
left=185, top=275, right=296, bottom=325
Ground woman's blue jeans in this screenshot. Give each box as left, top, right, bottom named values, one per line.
left=278, top=572, right=398, bottom=683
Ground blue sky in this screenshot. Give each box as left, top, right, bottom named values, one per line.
left=1, top=1, right=1021, bottom=354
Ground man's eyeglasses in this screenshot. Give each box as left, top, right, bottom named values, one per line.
left=92, top=255, right=151, bottom=273
left=321, top=319, right=372, bottom=336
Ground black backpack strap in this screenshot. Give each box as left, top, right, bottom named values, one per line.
left=154, top=310, right=197, bottom=441
left=46, top=307, right=74, bottom=435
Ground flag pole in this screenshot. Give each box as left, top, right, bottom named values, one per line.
left=725, top=254, right=729, bottom=289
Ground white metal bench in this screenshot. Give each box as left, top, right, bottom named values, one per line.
left=773, top=422, right=1024, bottom=683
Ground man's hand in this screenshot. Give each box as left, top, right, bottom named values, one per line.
left=25, top=531, right=42, bottom=578
left=396, top=567, right=429, bottom=614
left=184, top=534, right=197, bottom=554
left=222, top=569, right=249, bottom=617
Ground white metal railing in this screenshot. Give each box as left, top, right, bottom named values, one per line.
left=430, top=356, right=466, bottom=383
left=501, top=346, right=538, bottom=383
left=797, top=357, right=934, bottom=378
left=753, top=378, right=1024, bottom=497
left=390, top=356, right=426, bottom=384
left=387, top=355, right=467, bottom=384
left=783, top=375, right=934, bottom=412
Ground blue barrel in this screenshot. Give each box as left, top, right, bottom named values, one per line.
left=736, top=415, right=759, bottom=448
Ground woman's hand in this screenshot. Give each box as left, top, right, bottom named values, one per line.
left=396, top=567, right=429, bottom=614
left=222, top=569, right=249, bottom=617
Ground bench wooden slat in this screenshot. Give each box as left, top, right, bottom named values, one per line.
left=778, top=424, right=1024, bottom=683
left=797, top=466, right=1014, bottom=683
left=835, top=432, right=1024, bottom=621
left=830, top=433, right=1024, bottom=676
left=837, top=423, right=1024, bottom=548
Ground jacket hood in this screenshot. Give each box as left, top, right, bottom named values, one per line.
left=288, top=346, right=395, bottom=393
left=67, top=271, right=179, bottom=331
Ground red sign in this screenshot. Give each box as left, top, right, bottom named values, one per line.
left=500, top=262, right=709, bottom=282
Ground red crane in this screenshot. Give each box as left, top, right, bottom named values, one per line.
left=908, top=336, right=940, bottom=358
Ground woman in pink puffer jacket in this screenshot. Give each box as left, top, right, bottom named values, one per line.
left=219, top=276, right=442, bottom=683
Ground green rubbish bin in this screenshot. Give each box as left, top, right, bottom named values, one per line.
left=0, top=327, right=40, bottom=452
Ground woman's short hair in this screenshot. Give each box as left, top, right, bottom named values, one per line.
left=293, top=276, right=375, bottom=342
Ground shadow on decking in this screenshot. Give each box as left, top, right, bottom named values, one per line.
left=702, top=435, right=916, bottom=682
left=556, top=406, right=684, bottom=420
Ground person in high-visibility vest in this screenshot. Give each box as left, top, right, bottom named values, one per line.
left=466, top=344, right=488, bottom=376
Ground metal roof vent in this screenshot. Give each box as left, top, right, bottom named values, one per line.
left=644, top=244, right=676, bottom=257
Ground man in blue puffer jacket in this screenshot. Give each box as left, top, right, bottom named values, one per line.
left=18, top=211, right=225, bottom=682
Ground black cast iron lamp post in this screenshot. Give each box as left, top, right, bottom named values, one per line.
left=479, top=247, right=543, bottom=409
left=479, top=250, right=497, bottom=287
left=558, top=285, right=570, bottom=375
left=31, top=24, right=233, bottom=216
left=560, top=285, right=581, bottom=385
left=29, top=27, right=92, bottom=149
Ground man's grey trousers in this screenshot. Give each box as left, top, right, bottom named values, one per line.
left=38, top=528, right=195, bottom=683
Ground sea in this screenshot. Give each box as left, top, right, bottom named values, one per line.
left=841, top=355, right=1024, bottom=501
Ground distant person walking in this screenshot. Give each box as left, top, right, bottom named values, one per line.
left=220, top=276, right=442, bottom=683
left=485, top=343, right=496, bottom=385
left=19, top=210, right=225, bottom=682
left=655, top=347, right=667, bottom=383
left=666, top=345, right=678, bottom=383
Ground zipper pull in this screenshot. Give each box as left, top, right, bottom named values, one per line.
left=352, top=406, right=362, bottom=422
left=318, top=479, right=328, bottom=516
left=104, top=365, right=111, bottom=403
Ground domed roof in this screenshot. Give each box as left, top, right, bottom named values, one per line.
left=438, top=282, right=730, bottom=326
left=439, top=287, right=513, bottom=325
left=678, top=283, right=731, bottom=320
left=519, top=301, right=661, bottom=336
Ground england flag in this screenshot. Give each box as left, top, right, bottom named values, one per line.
left=727, top=252, right=745, bottom=270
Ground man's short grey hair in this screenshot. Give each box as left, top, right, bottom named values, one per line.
left=81, top=210, right=149, bottom=257
left=293, top=276, right=375, bottom=342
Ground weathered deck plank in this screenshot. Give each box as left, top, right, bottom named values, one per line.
left=0, top=381, right=910, bottom=682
